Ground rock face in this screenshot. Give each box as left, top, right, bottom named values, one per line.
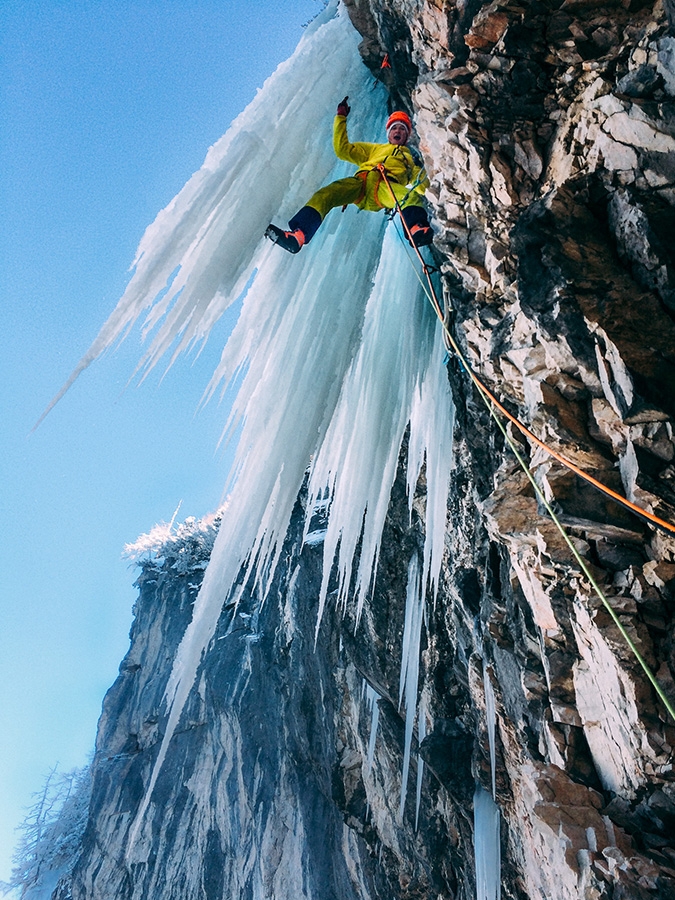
left=70, top=508, right=404, bottom=900
left=63, top=2, right=675, bottom=898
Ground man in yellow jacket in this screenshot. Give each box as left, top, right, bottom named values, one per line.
left=266, top=98, right=433, bottom=254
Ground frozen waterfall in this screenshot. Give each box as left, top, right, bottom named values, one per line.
left=43, top=1, right=455, bottom=851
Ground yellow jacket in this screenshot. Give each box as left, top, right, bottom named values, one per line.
left=333, top=115, right=429, bottom=195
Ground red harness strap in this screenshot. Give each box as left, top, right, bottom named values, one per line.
left=342, top=170, right=369, bottom=212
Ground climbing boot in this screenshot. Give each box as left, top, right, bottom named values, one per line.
left=401, top=206, right=433, bottom=248
left=409, top=223, right=434, bottom=248
left=265, top=224, right=306, bottom=254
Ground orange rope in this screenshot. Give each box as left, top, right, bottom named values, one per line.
left=376, top=165, right=675, bottom=537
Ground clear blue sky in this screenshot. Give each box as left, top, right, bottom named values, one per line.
left=0, top=0, right=320, bottom=884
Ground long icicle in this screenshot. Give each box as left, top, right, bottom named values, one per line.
left=399, top=554, right=424, bottom=820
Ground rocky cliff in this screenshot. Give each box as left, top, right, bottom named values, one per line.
left=57, top=1, right=675, bottom=898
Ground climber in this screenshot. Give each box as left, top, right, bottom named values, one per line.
left=265, top=97, right=433, bottom=254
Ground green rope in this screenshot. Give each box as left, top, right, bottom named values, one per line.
left=389, top=216, right=675, bottom=725
left=396, top=165, right=428, bottom=210
left=488, top=403, right=675, bottom=724
left=391, top=218, right=436, bottom=306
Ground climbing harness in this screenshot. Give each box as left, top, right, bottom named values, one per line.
left=377, top=164, right=675, bottom=723
left=359, top=146, right=420, bottom=207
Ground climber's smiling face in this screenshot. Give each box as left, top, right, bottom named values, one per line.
left=387, top=122, right=410, bottom=145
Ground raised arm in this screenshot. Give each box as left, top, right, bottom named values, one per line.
left=332, top=97, right=378, bottom=166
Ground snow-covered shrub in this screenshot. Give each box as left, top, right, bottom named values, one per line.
left=123, top=507, right=224, bottom=575
left=2, top=764, right=92, bottom=900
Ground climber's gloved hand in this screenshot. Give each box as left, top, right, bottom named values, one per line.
left=336, top=96, right=350, bottom=117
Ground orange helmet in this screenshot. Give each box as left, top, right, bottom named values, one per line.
left=386, top=111, right=412, bottom=134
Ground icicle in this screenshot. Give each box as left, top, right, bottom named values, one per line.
left=483, top=660, right=497, bottom=799
left=38, top=1, right=361, bottom=426
left=476, top=663, right=500, bottom=896
left=307, top=223, right=439, bottom=637
left=398, top=554, right=424, bottom=820
left=474, top=784, right=501, bottom=900
left=45, top=0, right=456, bottom=854
left=406, top=326, right=455, bottom=607
left=364, top=684, right=380, bottom=774
left=123, top=7, right=386, bottom=855
left=414, top=694, right=427, bottom=831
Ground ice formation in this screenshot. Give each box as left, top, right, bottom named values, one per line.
left=44, top=1, right=454, bottom=852
left=398, top=555, right=425, bottom=820
left=364, top=683, right=381, bottom=775
left=415, top=695, right=427, bottom=831
left=474, top=784, right=501, bottom=900
left=484, top=661, right=497, bottom=799
left=475, top=666, right=501, bottom=898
